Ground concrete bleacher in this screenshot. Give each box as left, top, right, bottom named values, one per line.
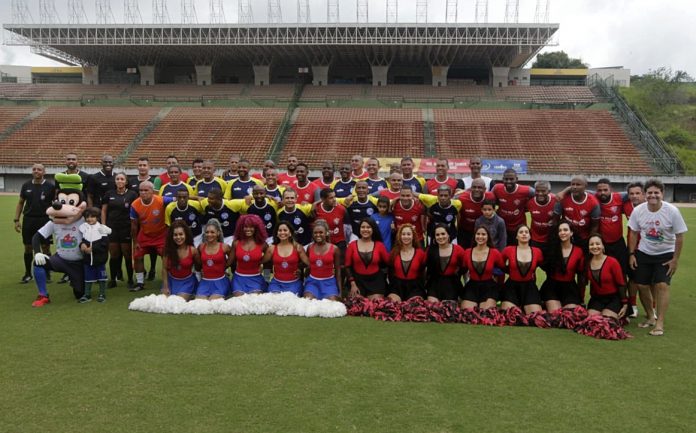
left=0, top=107, right=35, bottom=132
left=125, top=107, right=285, bottom=168
left=433, top=109, right=653, bottom=175
left=493, top=86, right=596, bottom=103
left=282, top=108, right=425, bottom=167
left=0, top=107, right=160, bottom=166
left=0, top=83, right=126, bottom=100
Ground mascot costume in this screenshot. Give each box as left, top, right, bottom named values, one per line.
left=31, top=173, right=89, bottom=307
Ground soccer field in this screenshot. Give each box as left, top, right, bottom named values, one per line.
left=1, top=196, right=694, bottom=433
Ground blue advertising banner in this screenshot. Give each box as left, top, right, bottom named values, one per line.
left=481, top=159, right=527, bottom=175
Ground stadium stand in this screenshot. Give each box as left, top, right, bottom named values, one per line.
left=371, top=84, right=488, bottom=99
left=125, top=107, right=285, bottom=168
left=0, top=83, right=126, bottom=100
left=493, top=86, right=596, bottom=103
left=0, top=106, right=35, bottom=132
left=434, top=109, right=653, bottom=175
left=282, top=108, right=425, bottom=166
left=0, top=107, right=160, bottom=166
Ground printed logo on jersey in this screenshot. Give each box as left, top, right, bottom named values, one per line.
left=206, top=259, right=214, bottom=267
left=281, top=261, right=289, bottom=269
left=61, top=234, right=78, bottom=249
left=315, top=259, right=323, bottom=267
left=264, top=214, right=272, bottom=221
left=366, top=208, right=374, bottom=216
left=221, top=212, right=229, bottom=220
left=294, top=217, right=302, bottom=225
left=243, top=254, right=250, bottom=262
left=153, top=209, right=160, bottom=216
left=188, top=214, right=196, bottom=221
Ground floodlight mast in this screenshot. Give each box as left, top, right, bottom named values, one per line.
left=327, top=0, right=339, bottom=23
left=210, top=0, right=225, bottom=24
left=297, top=0, right=310, bottom=23
left=534, top=0, right=550, bottom=23
left=475, top=0, right=488, bottom=24
left=152, top=0, right=170, bottom=24
left=238, top=0, right=252, bottom=24
left=95, top=0, right=115, bottom=24
left=505, top=0, right=519, bottom=23
left=181, top=0, right=197, bottom=24
left=124, top=0, right=143, bottom=24
left=268, top=0, right=283, bottom=23
left=386, top=0, right=398, bottom=24
left=446, top=0, right=458, bottom=24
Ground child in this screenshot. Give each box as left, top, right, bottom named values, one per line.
left=371, top=196, right=395, bottom=252
left=474, top=199, right=507, bottom=252
left=79, top=207, right=112, bottom=303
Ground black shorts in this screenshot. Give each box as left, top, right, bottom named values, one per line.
left=633, top=250, right=674, bottom=286
left=501, top=279, right=541, bottom=307
left=22, top=216, right=51, bottom=245
left=461, top=279, right=499, bottom=303
left=604, top=238, right=628, bottom=276
left=108, top=223, right=132, bottom=244
left=587, top=293, right=622, bottom=314
left=539, top=278, right=582, bottom=306
left=426, top=274, right=463, bottom=301
left=388, top=276, right=426, bottom=300
left=354, top=270, right=387, bottom=297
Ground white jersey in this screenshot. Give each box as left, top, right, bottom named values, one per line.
left=38, top=218, right=85, bottom=261
left=628, top=201, right=687, bottom=255
left=461, top=175, right=493, bottom=191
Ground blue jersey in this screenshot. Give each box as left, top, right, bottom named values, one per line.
left=366, top=178, right=388, bottom=195
left=346, top=198, right=378, bottom=235
left=246, top=202, right=277, bottom=239
left=265, top=187, right=283, bottom=202
left=196, top=178, right=227, bottom=198
left=332, top=179, right=356, bottom=198
left=402, top=176, right=424, bottom=194
left=228, top=178, right=260, bottom=199
left=278, top=205, right=313, bottom=245
left=371, top=213, right=394, bottom=252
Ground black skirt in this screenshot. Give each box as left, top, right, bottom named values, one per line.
left=501, top=279, right=541, bottom=307
left=354, top=270, right=387, bottom=297
left=462, top=279, right=499, bottom=303
left=540, top=278, right=582, bottom=306
left=425, top=274, right=463, bottom=301
left=388, top=276, right=426, bottom=300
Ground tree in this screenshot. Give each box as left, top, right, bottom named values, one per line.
left=532, top=51, right=587, bottom=69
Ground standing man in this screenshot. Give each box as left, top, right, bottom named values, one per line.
left=64, top=153, right=90, bottom=187
left=456, top=178, right=494, bottom=247
left=526, top=180, right=557, bottom=256
left=158, top=165, right=194, bottom=198
left=312, top=161, right=336, bottom=199
left=243, top=185, right=279, bottom=244
left=425, top=158, right=458, bottom=195
left=595, top=178, right=631, bottom=275
left=459, top=156, right=493, bottom=191
left=345, top=181, right=379, bottom=241
left=419, top=185, right=462, bottom=244
left=365, top=157, right=388, bottom=194
left=400, top=157, right=425, bottom=193
left=625, top=181, right=646, bottom=317
left=188, top=158, right=204, bottom=188
left=393, top=187, right=426, bottom=246
left=492, top=168, right=534, bottom=245
left=128, top=157, right=156, bottom=191
left=15, top=164, right=56, bottom=283
left=277, top=188, right=314, bottom=246
left=222, top=154, right=241, bottom=182
left=277, top=154, right=299, bottom=187
left=628, top=179, right=687, bottom=336
left=332, top=164, right=356, bottom=198
left=87, top=154, right=115, bottom=208
left=165, top=189, right=203, bottom=246
left=350, top=154, right=369, bottom=180
left=314, top=188, right=348, bottom=251
left=195, top=159, right=227, bottom=198
left=376, top=172, right=404, bottom=200
left=130, top=181, right=170, bottom=291
left=263, top=168, right=284, bottom=203
left=225, top=159, right=263, bottom=199
left=294, top=163, right=319, bottom=204
left=554, top=175, right=600, bottom=250
left=153, top=155, right=189, bottom=190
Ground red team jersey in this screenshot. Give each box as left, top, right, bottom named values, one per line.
left=526, top=195, right=558, bottom=243
left=315, top=204, right=347, bottom=244
left=457, top=191, right=496, bottom=233
left=425, top=177, right=459, bottom=195
left=557, top=193, right=601, bottom=241
left=295, top=181, right=319, bottom=204
left=393, top=200, right=425, bottom=241
left=492, top=184, right=534, bottom=232
left=598, top=192, right=628, bottom=244
left=277, top=172, right=298, bottom=188
left=378, top=189, right=401, bottom=200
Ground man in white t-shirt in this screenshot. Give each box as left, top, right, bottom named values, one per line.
left=459, top=156, right=493, bottom=191
left=628, top=179, right=687, bottom=336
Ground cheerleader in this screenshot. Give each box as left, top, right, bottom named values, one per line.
left=304, top=220, right=342, bottom=301
left=263, top=222, right=309, bottom=296
left=586, top=233, right=628, bottom=318
left=196, top=219, right=232, bottom=300
left=161, top=221, right=200, bottom=300
left=345, top=218, right=390, bottom=300
left=461, top=226, right=504, bottom=309
left=387, top=224, right=426, bottom=302
left=425, top=223, right=466, bottom=302
left=540, top=221, right=585, bottom=313
left=230, top=214, right=269, bottom=296
left=500, top=225, right=544, bottom=314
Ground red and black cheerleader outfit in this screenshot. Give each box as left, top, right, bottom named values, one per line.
left=540, top=245, right=585, bottom=306
left=586, top=255, right=626, bottom=314
left=501, top=246, right=544, bottom=307
left=461, top=247, right=504, bottom=304
left=388, top=248, right=427, bottom=300
left=344, top=240, right=390, bottom=296
left=425, top=243, right=466, bottom=301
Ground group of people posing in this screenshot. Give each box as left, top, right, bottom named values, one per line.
left=17, top=152, right=686, bottom=336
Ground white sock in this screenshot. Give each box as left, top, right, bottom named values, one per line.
left=195, top=271, right=201, bottom=282
left=136, top=272, right=145, bottom=284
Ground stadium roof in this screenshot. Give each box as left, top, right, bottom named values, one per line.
left=3, top=23, right=558, bottom=68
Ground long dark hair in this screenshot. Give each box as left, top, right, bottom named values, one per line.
left=164, top=220, right=194, bottom=270
left=273, top=221, right=297, bottom=245
left=546, top=220, right=572, bottom=275
left=357, top=217, right=382, bottom=243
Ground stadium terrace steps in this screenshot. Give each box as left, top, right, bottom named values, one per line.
left=116, top=107, right=173, bottom=166
left=0, top=107, right=40, bottom=140
left=0, top=107, right=161, bottom=167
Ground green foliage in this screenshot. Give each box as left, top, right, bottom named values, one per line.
left=1, top=197, right=696, bottom=433
left=532, top=51, right=587, bottom=69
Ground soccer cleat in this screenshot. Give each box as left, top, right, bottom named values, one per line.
left=97, top=294, right=106, bottom=303
left=146, top=270, right=156, bottom=281
left=20, top=275, right=33, bottom=284
left=31, top=295, right=50, bottom=307
left=130, top=283, right=144, bottom=292
left=107, top=280, right=117, bottom=289
left=78, top=295, right=92, bottom=304
left=629, top=306, right=638, bottom=318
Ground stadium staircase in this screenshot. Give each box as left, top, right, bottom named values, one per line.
left=0, top=107, right=48, bottom=143
left=266, top=82, right=304, bottom=162
left=422, top=109, right=437, bottom=157
left=589, top=74, right=681, bottom=174
left=115, top=107, right=172, bottom=166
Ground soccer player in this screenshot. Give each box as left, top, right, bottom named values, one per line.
left=595, top=178, right=631, bottom=276
left=277, top=154, right=299, bottom=187
left=87, top=154, right=114, bottom=208
left=345, top=218, right=389, bottom=299
left=500, top=225, right=544, bottom=314
left=165, top=188, right=203, bottom=247
left=187, top=158, right=204, bottom=188
left=628, top=179, right=687, bottom=336
left=625, top=181, right=646, bottom=317
left=314, top=188, right=348, bottom=251
left=419, top=185, right=462, bottom=244
left=225, top=159, right=263, bottom=199
left=15, top=163, right=55, bottom=283
left=393, top=187, right=426, bottom=247
left=459, top=156, right=492, bottom=191
left=332, top=163, right=356, bottom=198
left=345, top=181, right=379, bottom=241
left=200, top=188, right=245, bottom=245
left=312, top=161, right=336, bottom=201
left=102, top=172, right=138, bottom=288
left=195, top=159, right=227, bottom=198
left=252, top=159, right=276, bottom=182
left=425, top=158, right=458, bottom=195
left=222, top=154, right=241, bottom=182
left=294, top=163, right=318, bottom=204
left=128, top=157, right=156, bottom=191
left=365, top=157, right=388, bottom=194
left=158, top=164, right=194, bottom=199
left=130, top=181, right=171, bottom=291
left=492, top=168, right=534, bottom=245
left=553, top=175, right=600, bottom=250
left=401, top=156, right=425, bottom=193
left=277, top=188, right=313, bottom=246
left=242, top=185, right=279, bottom=244
left=263, top=168, right=284, bottom=202
left=153, top=155, right=189, bottom=190
left=526, top=180, right=557, bottom=256
left=376, top=172, right=403, bottom=200
left=457, top=178, right=495, bottom=248
left=350, top=154, right=369, bottom=180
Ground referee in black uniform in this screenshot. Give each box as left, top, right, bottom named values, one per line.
left=14, top=164, right=56, bottom=283
left=87, top=154, right=115, bottom=208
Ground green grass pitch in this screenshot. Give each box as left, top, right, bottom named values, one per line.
left=1, top=196, right=695, bottom=433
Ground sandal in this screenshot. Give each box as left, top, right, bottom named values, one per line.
left=638, top=321, right=655, bottom=328
left=648, top=329, right=664, bottom=337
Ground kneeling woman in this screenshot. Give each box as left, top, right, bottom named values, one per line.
left=161, top=221, right=200, bottom=300
left=461, top=226, right=504, bottom=309
left=230, top=214, right=269, bottom=296
left=425, top=224, right=466, bottom=302
left=304, top=220, right=342, bottom=301
left=197, top=219, right=232, bottom=300
left=264, top=222, right=309, bottom=296
left=345, top=218, right=390, bottom=300
left=387, top=224, right=426, bottom=302
left=586, top=233, right=628, bottom=318
left=500, top=225, right=544, bottom=314
left=540, top=221, right=585, bottom=313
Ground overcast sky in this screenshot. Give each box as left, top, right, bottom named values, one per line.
left=1, top=0, right=695, bottom=75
